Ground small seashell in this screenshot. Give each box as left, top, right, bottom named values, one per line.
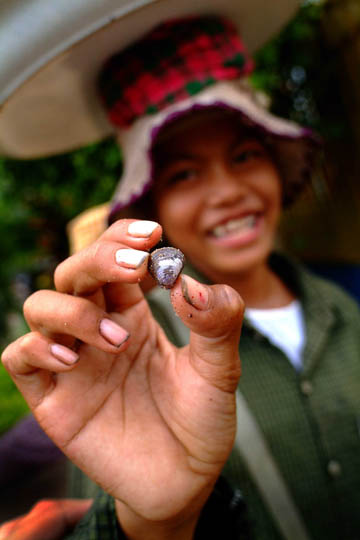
left=148, top=247, right=185, bottom=289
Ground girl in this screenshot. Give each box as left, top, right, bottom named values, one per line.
left=2, top=14, right=360, bottom=540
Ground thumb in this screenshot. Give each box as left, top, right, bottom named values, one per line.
left=170, top=275, right=244, bottom=392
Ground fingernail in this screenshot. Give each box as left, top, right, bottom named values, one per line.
left=181, top=275, right=209, bottom=310
left=99, top=319, right=130, bottom=347
left=50, top=343, right=79, bottom=365
left=128, top=221, right=159, bottom=238
left=115, top=248, right=149, bottom=268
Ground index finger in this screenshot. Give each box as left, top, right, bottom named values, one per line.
left=54, top=219, right=162, bottom=296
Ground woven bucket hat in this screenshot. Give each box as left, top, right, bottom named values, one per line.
left=0, top=0, right=317, bottom=251
left=0, top=0, right=302, bottom=158
left=96, top=15, right=319, bottom=220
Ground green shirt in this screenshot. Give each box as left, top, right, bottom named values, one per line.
left=150, top=253, right=360, bottom=539
left=65, top=492, right=123, bottom=539
left=227, top=256, right=360, bottom=540
left=67, top=254, right=360, bottom=539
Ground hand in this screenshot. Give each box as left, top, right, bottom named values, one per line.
left=2, top=219, right=244, bottom=538
left=0, top=499, right=92, bottom=540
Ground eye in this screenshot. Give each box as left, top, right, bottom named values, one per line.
left=233, top=148, right=264, bottom=164
left=165, top=167, right=197, bottom=186
left=232, top=138, right=268, bottom=165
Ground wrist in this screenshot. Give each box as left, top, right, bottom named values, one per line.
left=114, top=499, right=202, bottom=540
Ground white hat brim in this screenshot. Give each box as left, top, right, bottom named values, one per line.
left=110, top=81, right=317, bottom=215
left=0, top=0, right=301, bottom=158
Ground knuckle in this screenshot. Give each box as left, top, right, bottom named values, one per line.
left=18, top=333, right=38, bottom=353
left=1, top=334, right=34, bottom=372
left=87, top=240, right=106, bottom=261
left=82, top=241, right=114, bottom=276
left=54, top=253, right=80, bottom=291
left=223, top=285, right=245, bottom=319
left=61, top=296, right=101, bottom=333
left=23, top=290, right=47, bottom=322
left=74, top=300, right=95, bottom=323
left=23, top=291, right=37, bottom=319
left=1, top=343, right=13, bottom=371
left=53, top=259, right=66, bottom=289
left=1, top=333, right=34, bottom=371
left=106, top=218, right=128, bottom=236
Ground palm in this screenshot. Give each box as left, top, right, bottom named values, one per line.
left=33, top=290, right=237, bottom=518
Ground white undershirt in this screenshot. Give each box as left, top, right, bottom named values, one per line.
left=245, top=300, right=306, bottom=371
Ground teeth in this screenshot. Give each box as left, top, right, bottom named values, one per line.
left=212, top=216, right=255, bottom=238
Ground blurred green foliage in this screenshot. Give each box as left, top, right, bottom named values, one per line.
left=253, top=1, right=349, bottom=140
left=0, top=140, right=122, bottom=337
left=0, top=141, right=122, bottom=432
left=0, top=1, right=352, bottom=431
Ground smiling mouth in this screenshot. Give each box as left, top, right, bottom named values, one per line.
left=209, top=215, right=257, bottom=238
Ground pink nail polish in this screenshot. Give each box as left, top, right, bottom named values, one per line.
left=50, top=343, right=79, bottom=365
left=99, top=319, right=129, bottom=347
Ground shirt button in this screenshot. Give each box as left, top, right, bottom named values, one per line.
left=327, top=460, right=342, bottom=477
left=300, top=380, right=313, bottom=395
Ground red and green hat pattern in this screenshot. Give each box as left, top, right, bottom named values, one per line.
left=98, top=15, right=254, bottom=128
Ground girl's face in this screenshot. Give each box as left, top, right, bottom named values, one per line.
left=152, top=111, right=283, bottom=282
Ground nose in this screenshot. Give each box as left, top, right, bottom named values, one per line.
left=206, top=163, right=248, bottom=207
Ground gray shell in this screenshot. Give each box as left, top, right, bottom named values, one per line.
left=148, top=247, right=185, bottom=289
